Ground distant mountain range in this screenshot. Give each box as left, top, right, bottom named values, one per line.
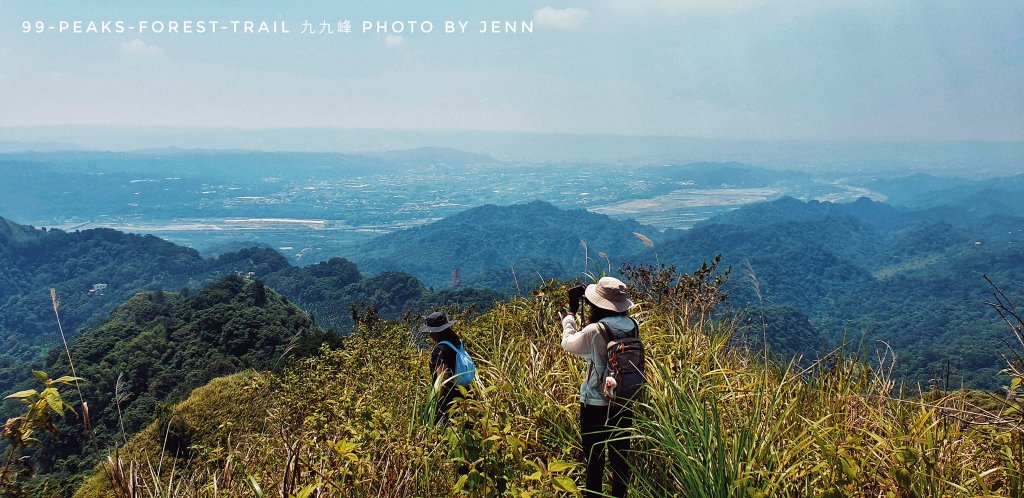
left=3, top=128, right=1020, bottom=170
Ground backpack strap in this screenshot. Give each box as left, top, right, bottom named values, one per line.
left=596, top=321, right=612, bottom=345
left=437, top=340, right=463, bottom=353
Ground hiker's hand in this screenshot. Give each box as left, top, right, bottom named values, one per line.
left=567, top=285, right=586, bottom=314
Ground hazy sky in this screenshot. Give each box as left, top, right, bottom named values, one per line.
left=1, top=0, right=1021, bottom=141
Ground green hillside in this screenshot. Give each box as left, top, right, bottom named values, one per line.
left=352, top=200, right=663, bottom=287
left=0, top=219, right=502, bottom=395
left=0, top=220, right=207, bottom=383
left=47, top=265, right=1023, bottom=498
left=870, top=173, right=1024, bottom=215
left=8, top=275, right=327, bottom=496
left=650, top=196, right=1024, bottom=389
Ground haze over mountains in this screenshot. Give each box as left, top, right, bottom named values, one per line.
left=9, top=145, right=1012, bottom=267
left=1, top=128, right=1021, bottom=173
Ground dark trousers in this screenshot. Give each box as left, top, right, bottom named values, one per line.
left=435, top=384, right=471, bottom=425
left=580, top=403, right=632, bottom=498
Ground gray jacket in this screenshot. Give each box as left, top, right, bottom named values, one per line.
left=561, top=314, right=636, bottom=406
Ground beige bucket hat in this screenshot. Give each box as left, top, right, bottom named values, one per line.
left=585, top=277, right=633, bottom=313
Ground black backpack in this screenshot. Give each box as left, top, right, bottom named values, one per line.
left=598, top=318, right=646, bottom=401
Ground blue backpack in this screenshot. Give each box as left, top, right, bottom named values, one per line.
left=437, top=340, right=476, bottom=386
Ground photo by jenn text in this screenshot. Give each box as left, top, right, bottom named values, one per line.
left=19, top=19, right=536, bottom=36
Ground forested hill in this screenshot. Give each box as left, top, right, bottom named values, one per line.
left=0, top=219, right=207, bottom=361
left=352, top=200, right=667, bottom=287
left=650, top=195, right=1024, bottom=388
left=867, top=173, right=1024, bottom=236
left=0, top=217, right=501, bottom=394
left=0, top=216, right=45, bottom=246
left=20, top=275, right=329, bottom=496
left=870, top=172, right=1024, bottom=213
left=702, top=196, right=913, bottom=232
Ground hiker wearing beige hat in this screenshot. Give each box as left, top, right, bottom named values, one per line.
left=560, top=276, right=641, bottom=498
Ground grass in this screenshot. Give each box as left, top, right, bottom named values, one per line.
left=57, top=266, right=1024, bottom=497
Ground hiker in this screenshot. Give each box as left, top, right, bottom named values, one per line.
left=560, top=277, right=641, bottom=498
left=419, top=311, right=474, bottom=424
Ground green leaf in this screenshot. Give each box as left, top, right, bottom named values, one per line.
left=32, top=371, right=48, bottom=383
left=4, top=389, right=37, bottom=400
left=552, top=476, right=579, bottom=493
left=291, top=484, right=317, bottom=498
left=839, top=456, right=859, bottom=480
left=52, top=376, right=84, bottom=385
left=895, top=469, right=912, bottom=488
left=42, top=388, right=64, bottom=414
left=453, top=474, right=469, bottom=493
left=332, top=439, right=359, bottom=455
left=1011, top=377, right=1022, bottom=390
left=45, top=395, right=64, bottom=413
left=547, top=460, right=575, bottom=473
left=244, top=476, right=265, bottom=498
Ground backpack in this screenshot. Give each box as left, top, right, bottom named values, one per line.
left=598, top=318, right=646, bottom=401
left=437, top=340, right=476, bottom=386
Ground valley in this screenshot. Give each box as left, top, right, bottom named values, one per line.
left=2, top=151, right=894, bottom=264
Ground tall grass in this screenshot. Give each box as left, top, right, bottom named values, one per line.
left=80, top=266, right=1021, bottom=497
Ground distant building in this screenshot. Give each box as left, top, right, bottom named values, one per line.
left=89, top=283, right=108, bottom=295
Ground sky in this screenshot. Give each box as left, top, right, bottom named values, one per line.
left=0, top=0, right=1021, bottom=143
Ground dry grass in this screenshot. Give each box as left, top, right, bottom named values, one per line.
left=74, top=268, right=1023, bottom=497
